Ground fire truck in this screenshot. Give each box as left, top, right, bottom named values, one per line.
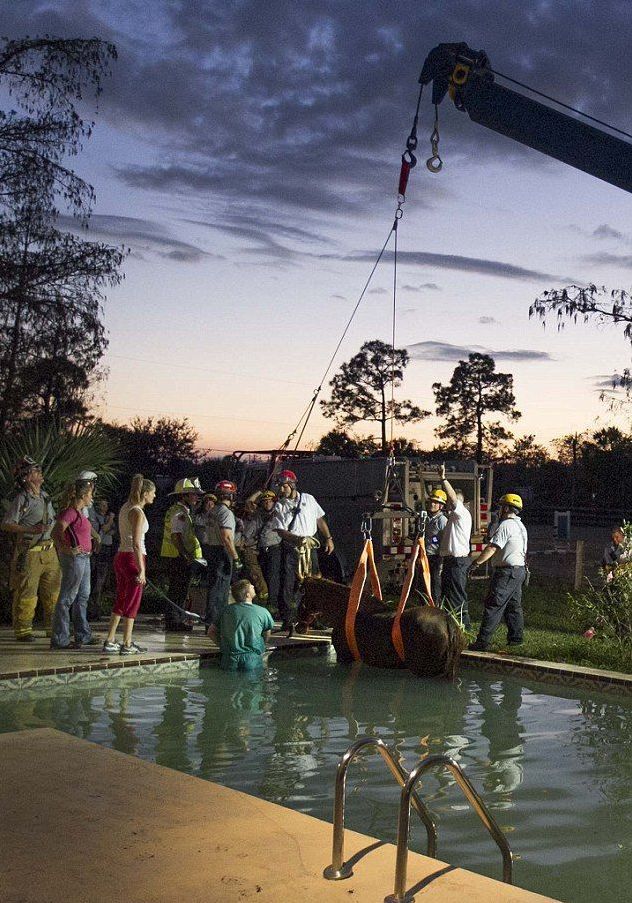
left=232, top=453, right=493, bottom=586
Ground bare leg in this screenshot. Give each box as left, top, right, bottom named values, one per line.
left=106, top=613, right=121, bottom=644
left=122, top=617, right=134, bottom=647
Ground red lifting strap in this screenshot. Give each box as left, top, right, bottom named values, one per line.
left=398, top=158, right=412, bottom=198
left=391, top=535, right=435, bottom=662
left=345, top=538, right=382, bottom=662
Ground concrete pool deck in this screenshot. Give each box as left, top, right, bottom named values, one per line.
left=0, top=621, right=332, bottom=689
left=0, top=728, right=555, bottom=903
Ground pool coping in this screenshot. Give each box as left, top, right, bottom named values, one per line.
left=461, top=649, right=632, bottom=694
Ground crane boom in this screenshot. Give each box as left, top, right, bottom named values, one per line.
left=419, top=42, right=632, bottom=194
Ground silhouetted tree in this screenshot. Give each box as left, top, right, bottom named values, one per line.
left=321, top=340, right=428, bottom=453
left=505, top=434, right=549, bottom=467
left=106, top=417, right=199, bottom=476
left=433, top=353, right=521, bottom=463
left=314, top=429, right=376, bottom=458
left=0, top=37, right=123, bottom=430
left=530, top=284, right=632, bottom=402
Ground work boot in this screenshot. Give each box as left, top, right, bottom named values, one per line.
left=16, top=634, right=36, bottom=643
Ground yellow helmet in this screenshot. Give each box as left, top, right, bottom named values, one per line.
left=499, top=492, right=523, bottom=511
left=428, top=489, right=447, bottom=506
left=169, top=477, right=203, bottom=496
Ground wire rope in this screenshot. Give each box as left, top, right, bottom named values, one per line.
left=277, top=222, right=397, bottom=454
left=490, top=67, right=632, bottom=142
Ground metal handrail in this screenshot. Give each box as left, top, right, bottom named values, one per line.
left=323, top=737, right=437, bottom=881
left=385, top=754, right=513, bottom=903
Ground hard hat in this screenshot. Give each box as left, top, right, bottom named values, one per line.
left=499, top=492, right=523, bottom=511
left=259, top=490, right=277, bottom=504
left=276, top=469, right=297, bottom=484
left=169, top=477, right=204, bottom=496
left=215, top=480, right=238, bottom=497
left=13, top=456, right=41, bottom=481
left=77, top=470, right=97, bottom=482
left=428, top=489, right=447, bottom=505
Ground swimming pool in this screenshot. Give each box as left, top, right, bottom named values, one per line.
left=1, top=657, right=631, bottom=903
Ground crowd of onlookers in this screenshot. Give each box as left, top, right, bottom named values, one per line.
left=1, top=459, right=334, bottom=670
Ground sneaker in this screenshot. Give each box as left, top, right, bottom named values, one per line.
left=71, top=637, right=100, bottom=649
left=468, top=640, right=489, bottom=652
left=120, top=644, right=141, bottom=656
left=129, top=641, right=147, bottom=653
left=102, top=640, right=122, bottom=654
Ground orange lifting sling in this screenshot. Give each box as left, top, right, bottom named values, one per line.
left=345, top=536, right=382, bottom=662
left=391, top=534, right=435, bottom=662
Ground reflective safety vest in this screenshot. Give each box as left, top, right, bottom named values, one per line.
left=160, top=502, right=202, bottom=559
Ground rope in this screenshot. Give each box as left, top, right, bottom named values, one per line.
left=276, top=223, right=397, bottom=453
left=389, top=217, right=398, bottom=451
left=489, top=67, right=632, bottom=143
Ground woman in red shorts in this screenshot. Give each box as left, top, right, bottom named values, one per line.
left=103, top=474, right=156, bottom=655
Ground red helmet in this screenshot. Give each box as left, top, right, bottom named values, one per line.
left=215, top=480, right=237, bottom=498
left=276, top=469, right=297, bottom=484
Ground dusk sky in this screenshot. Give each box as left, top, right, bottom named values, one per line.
left=7, top=1, right=632, bottom=453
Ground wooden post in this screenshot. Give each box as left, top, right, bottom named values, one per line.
left=574, top=539, right=585, bottom=590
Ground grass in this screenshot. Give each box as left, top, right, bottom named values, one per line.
left=464, top=574, right=632, bottom=675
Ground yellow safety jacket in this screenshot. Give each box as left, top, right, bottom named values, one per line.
left=160, top=502, right=202, bottom=559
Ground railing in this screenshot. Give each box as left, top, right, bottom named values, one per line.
left=385, top=754, right=513, bottom=903
left=323, top=737, right=437, bottom=880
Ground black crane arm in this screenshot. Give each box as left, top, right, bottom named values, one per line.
left=418, top=42, right=632, bottom=194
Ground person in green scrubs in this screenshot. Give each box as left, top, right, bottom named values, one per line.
left=210, top=579, right=274, bottom=671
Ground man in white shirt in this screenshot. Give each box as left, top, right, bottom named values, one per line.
left=438, top=464, right=473, bottom=628
left=271, top=469, right=334, bottom=632
left=469, top=493, right=528, bottom=651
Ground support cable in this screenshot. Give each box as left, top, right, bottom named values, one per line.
left=490, top=67, right=632, bottom=142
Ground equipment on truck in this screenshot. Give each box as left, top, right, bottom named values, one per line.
left=229, top=452, right=493, bottom=588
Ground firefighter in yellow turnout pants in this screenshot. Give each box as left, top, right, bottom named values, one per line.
left=160, top=477, right=204, bottom=631
left=1, top=457, right=61, bottom=641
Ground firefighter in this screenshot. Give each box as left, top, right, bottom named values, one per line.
left=425, top=489, right=448, bottom=604
left=1, top=457, right=61, bottom=641
left=469, top=493, right=528, bottom=651
left=438, top=464, right=472, bottom=628
left=160, top=477, right=204, bottom=631
left=204, top=480, right=240, bottom=626
left=271, top=469, right=334, bottom=632
left=258, top=490, right=281, bottom=612
left=237, top=497, right=269, bottom=602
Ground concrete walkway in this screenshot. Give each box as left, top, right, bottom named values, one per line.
left=0, top=728, right=554, bottom=903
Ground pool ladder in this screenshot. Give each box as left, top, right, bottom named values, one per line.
left=323, top=736, right=513, bottom=903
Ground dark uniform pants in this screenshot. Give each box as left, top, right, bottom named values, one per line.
left=427, top=555, right=442, bottom=605
left=205, top=545, right=233, bottom=626
left=261, top=545, right=281, bottom=615
left=441, top=556, right=471, bottom=628
left=476, top=566, right=525, bottom=647
left=279, top=541, right=300, bottom=626
left=165, top=557, right=193, bottom=629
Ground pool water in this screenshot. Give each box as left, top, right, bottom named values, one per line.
left=1, top=657, right=631, bottom=903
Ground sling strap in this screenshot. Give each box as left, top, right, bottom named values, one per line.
left=345, top=537, right=382, bottom=662
left=391, top=534, right=435, bottom=662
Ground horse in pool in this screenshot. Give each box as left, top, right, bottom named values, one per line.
left=297, top=576, right=466, bottom=680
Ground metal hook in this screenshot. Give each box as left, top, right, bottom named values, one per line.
left=426, top=114, right=443, bottom=173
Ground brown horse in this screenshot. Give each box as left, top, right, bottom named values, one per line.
left=297, top=576, right=466, bottom=680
